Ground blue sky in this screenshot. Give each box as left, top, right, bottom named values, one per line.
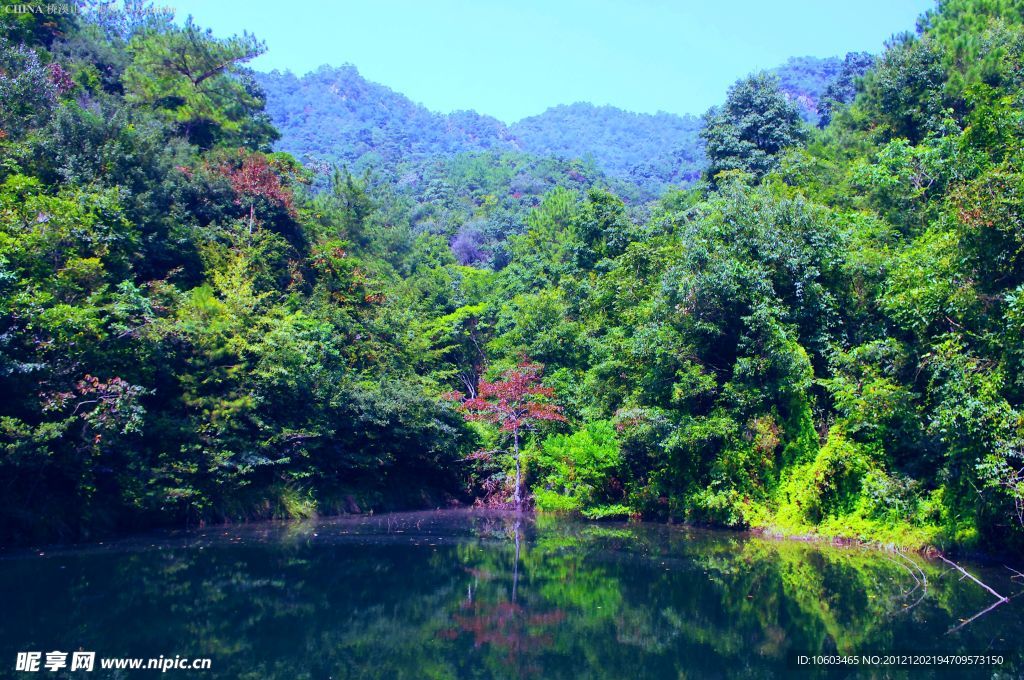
left=168, top=0, right=936, bottom=122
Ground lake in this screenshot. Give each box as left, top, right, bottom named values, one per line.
left=1, top=509, right=1021, bottom=678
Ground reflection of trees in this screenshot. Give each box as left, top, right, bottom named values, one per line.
left=442, top=518, right=1022, bottom=678
left=440, top=517, right=568, bottom=677
left=0, top=513, right=1019, bottom=679
left=446, top=600, right=565, bottom=674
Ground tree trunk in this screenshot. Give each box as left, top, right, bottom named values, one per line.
left=512, top=431, right=522, bottom=509
left=512, top=519, right=521, bottom=602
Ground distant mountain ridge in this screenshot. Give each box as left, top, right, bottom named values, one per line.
left=768, top=55, right=845, bottom=124
left=257, top=65, right=512, bottom=163
left=511, top=102, right=705, bottom=192
left=255, top=65, right=705, bottom=196
left=255, top=55, right=847, bottom=197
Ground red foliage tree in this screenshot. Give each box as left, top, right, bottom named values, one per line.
left=446, top=361, right=566, bottom=508
left=219, top=151, right=295, bottom=233
left=46, top=62, right=75, bottom=95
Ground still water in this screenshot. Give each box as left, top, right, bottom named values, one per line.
left=1, top=510, right=1021, bottom=678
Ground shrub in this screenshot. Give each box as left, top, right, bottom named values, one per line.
left=530, top=420, right=621, bottom=512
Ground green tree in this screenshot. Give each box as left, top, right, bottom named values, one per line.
left=857, top=35, right=950, bottom=144
left=122, top=18, right=276, bottom=148
left=700, top=73, right=806, bottom=183
left=0, top=37, right=60, bottom=139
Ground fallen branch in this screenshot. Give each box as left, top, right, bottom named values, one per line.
left=938, top=554, right=1010, bottom=634
left=947, top=597, right=1008, bottom=635
left=938, top=554, right=1008, bottom=603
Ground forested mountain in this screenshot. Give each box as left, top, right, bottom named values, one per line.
left=256, top=56, right=862, bottom=200
left=254, top=56, right=861, bottom=260
left=256, top=66, right=706, bottom=197
left=511, top=103, right=705, bottom=192
left=767, top=54, right=883, bottom=124
left=772, top=56, right=844, bottom=104
left=256, top=65, right=513, bottom=169
left=3, top=0, right=1024, bottom=558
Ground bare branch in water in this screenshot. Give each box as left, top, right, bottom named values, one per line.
left=938, top=555, right=1008, bottom=602
left=938, top=554, right=1009, bottom=634
left=882, top=554, right=928, bottom=615
left=947, top=597, right=1008, bottom=635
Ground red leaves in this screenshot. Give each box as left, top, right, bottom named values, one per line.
left=447, top=360, right=565, bottom=505
left=445, top=600, right=566, bottom=662
left=45, top=62, right=74, bottom=95
left=40, top=375, right=148, bottom=436
left=216, top=151, right=296, bottom=219
left=448, top=360, right=566, bottom=435
left=440, top=390, right=465, bottom=403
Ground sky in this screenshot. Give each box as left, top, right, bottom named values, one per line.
left=167, top=0, right=936, bottom=123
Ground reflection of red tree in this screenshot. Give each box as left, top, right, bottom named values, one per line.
left=465, top=567, right=495, bottom=581
left=439, top=600, right=566, bottom=670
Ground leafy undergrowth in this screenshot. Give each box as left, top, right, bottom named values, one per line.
left=750, top=507, right=946, bottom=552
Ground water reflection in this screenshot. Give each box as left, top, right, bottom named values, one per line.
left=0, top=510, right=1020, bottom=678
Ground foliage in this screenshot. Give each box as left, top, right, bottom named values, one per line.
left=0, top=36, right=61, bottom=138
left=769, top=55, right=845, bottom=124
left=0, top=4, right=474, bottom=543
left=447, top=361, right=566, bottom=507
left=700, top=73, right=807, bottom=183
left=817, top=52, right=876, bottom=126
left=3, top=0, right=1024, bottom=555
left=122, top=17, right=276, bottom=148
left=530, top=420, right=622, bottom=513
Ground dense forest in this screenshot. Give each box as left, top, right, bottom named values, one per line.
left=1, top=0, right=1023, bottom=558
left=255, top=54, right=860, bottom=197
left=256, top=65, right=706, bottom=195
left=255, top=56, right=868, bottom=269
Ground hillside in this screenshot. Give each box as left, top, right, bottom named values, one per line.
left=256, top=56, right=855, bottom=198
left=769, top=55, right=844, bottom=122
left=256, top=66, right=705, bottom=197
left=257, top=65, right=513, bottom=169
left=510, top=102, right=705, bottom=194
left=8, top=0, right=1023, bottom=556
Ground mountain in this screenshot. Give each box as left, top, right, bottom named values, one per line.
left=257, top=65, right=513, bottom=168
left=255, top=55, right=853, bottom=198
left=769, top=55, right=845, bottom=124
left=511, top=103, right=705, bottom=193
left=255, top=65, right=704, bottom=197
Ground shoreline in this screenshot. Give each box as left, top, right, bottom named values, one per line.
left=4, top=504, right=1015, bottom=569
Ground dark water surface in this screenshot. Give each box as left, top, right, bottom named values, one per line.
left=1, top=510, right=1022, bottom=678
